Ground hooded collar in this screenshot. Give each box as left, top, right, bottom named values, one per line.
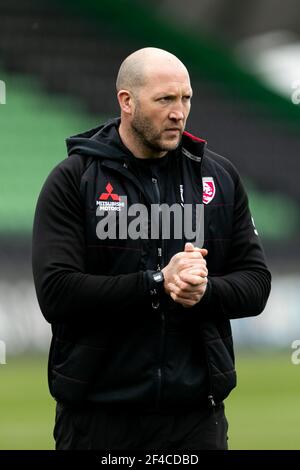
left=66, top=117, right=207, bottom=164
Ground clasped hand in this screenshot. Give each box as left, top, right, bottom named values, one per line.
left=162, top=242, right=208, bottom=308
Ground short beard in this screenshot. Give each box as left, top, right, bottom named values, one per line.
left=131, top=103, right=180, bottom=154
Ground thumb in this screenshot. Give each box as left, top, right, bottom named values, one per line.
left=184, top=243, right=208, bottom=257
left=192, top=246, right=208, bottom=256
left=184, top=242, right=195, bottom=252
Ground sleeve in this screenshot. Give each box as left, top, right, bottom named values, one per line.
left=32, top=158, right=155, bottom=324
left=200, top=170, right=271, bottom=319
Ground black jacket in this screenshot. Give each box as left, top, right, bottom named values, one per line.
left=32, top=118, right=271, bottom=412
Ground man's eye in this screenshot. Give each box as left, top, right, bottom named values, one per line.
left=159, top=97, right=171, bottom=102
left=183, top=96, right=191, bottom=101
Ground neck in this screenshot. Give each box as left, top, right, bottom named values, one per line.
left=118, top=121, right=167, bottom=160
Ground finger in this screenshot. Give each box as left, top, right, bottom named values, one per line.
left=169, top=282, right=203, bottom=300
left=170, top=292, right=200, bottom=307
left=174, top=274, right=206, bottom=292
left=177, top=256, right=207, bottom=271
left=169, top=283, right=197, bottom=300
left=179, top=268, right=207, bottom=280
left=180, top=251, right=204, bottom=260
left=192, top=246, right=208, bottom=254
left=184, top=242, right=195, bottom=252
left=180, top=267, right=208, bottom=277
left=173, top=280, right=199, bottom=294
left=184, top=244, right=208, bottom=258
left=179, top=272, right=208, bottom=286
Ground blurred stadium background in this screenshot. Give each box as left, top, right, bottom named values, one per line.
left=0, top=0, right=300, bottom=450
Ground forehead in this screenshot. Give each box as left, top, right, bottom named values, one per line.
left=142, top=65, right=192, bottom=94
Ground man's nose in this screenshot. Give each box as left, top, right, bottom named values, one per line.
left=168, top=109, right=185, bottom=121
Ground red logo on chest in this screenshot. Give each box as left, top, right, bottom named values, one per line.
left=202, top=177, right=216, bottom=204
left=99, top=183, right=120, bottom=201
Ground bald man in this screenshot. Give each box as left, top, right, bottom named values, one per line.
left=32, top=47, right=271, bottom=450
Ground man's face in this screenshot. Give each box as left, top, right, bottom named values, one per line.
left=130, top=67, right=192, bottom=155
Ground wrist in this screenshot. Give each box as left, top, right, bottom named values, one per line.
left=161, top=267, right=170, bottom=294
left=199, top=278, right=211, bottom=305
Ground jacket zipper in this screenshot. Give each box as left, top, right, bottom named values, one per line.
left=102, top=157, right=210, bottom=411
left=152, top=177, right=164, bottom=269
left=152, top=176, right=166, bottom=410
left=100, top=163, right=167, bottom=410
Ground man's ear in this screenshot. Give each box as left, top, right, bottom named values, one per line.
left=117, top=90, right=135, bottom=116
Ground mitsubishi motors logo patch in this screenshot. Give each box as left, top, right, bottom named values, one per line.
left=99, top=183, right=120, bottom=201
left=202, top=177, right=216, bottom=204
left=96, top=183, right=125, bottom=211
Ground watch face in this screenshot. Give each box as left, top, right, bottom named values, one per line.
left=153, top=272, right=163, bottom=282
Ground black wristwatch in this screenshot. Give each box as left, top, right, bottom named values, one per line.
left=150, top=270, right=164, bottom=295
left=152, top=270, right=164, bottom=284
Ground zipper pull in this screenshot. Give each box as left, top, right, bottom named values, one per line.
left=208, top=394, right=216, bottom=407
left=157, top=247, right=162, bottom=270
left=208, top=395, right=218, bottom=425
